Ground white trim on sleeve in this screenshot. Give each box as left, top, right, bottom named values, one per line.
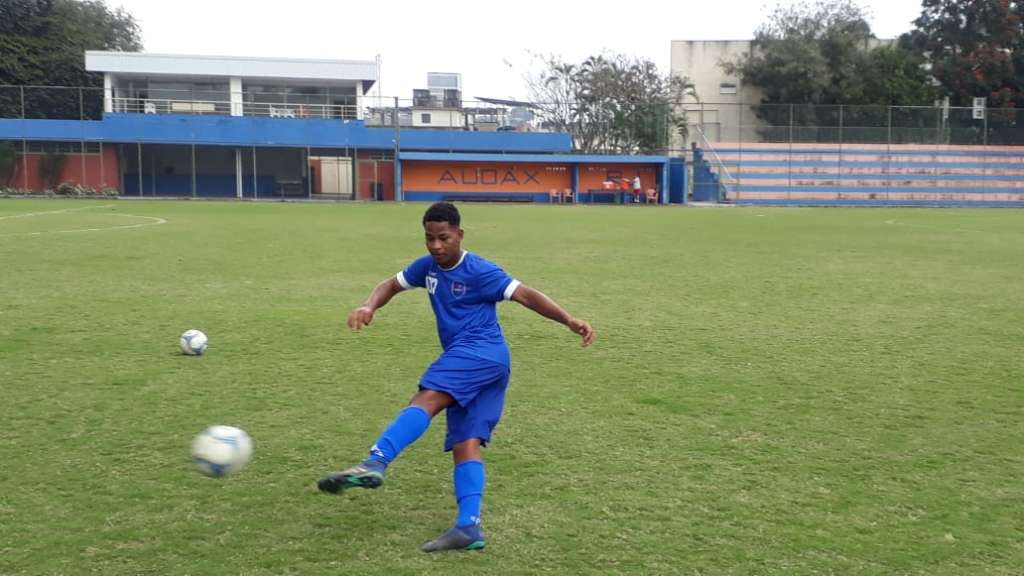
left=503, top=279, right=521, bottom=301
left=396, top=271, right=413, bottom=290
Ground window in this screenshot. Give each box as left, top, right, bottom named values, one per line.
left=421, top=113, right=431, bottom=124
left=719, top=82, right=738, bottom=95
left=22, top=141, right=100, bottom=154
left=427, top=73, right=459, bottom=89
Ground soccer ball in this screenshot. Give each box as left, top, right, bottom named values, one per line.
left=179, top=329, right=208, bottom=355
left=191, top=425, right=253, bottom=477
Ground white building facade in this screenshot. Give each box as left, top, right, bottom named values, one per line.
left=86, top=51, right=378, bottom=120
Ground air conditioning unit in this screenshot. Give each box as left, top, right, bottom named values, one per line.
left=413, top=89, right=434, bottom=108
left=443, top=89, right=462, bottom=109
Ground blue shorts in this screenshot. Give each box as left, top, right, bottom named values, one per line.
left=418, top=351, right=511, bottom=452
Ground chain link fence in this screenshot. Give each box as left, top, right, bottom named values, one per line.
left=683, top=102, right=1024, bottom=149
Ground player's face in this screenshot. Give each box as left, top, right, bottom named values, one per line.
left=424, top=221, right=464, bottom=268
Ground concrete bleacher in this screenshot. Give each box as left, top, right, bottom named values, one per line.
left=700, top=143, right=1024, bottom=207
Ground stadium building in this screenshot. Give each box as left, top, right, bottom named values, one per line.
left=0, top=52, right=681, bottom=204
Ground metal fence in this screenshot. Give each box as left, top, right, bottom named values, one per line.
left=4, top=86, right=1024, bottom=152
left=0, top=86, right=105, bottom=120
left=0, top=86, right=549, bottom=132
left=683, top=102, right=1024, bottom=148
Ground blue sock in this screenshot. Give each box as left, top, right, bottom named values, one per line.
left=454, top=460, right=485, bottom=528
left=367, top=406, right=431, bottom=465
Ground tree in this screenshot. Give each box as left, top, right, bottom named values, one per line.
left=0, top=0, right=142, bottom=119
left=905, top=0, right=1023, bottom=108
left=909, top=0, right=1019, bottom=108
left=0, top=141, right=16, bottom=187
left=724, top=1, right=872, bottom=105
left=903, top=0, right=1024, bottom=144
left=860, top=46, right=937, bottom=106
left=723, top=0, right=935, bottom=131
left=527, top=54, right=696, bottom=154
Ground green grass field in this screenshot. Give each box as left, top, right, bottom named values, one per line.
left=1, top=199, right=1022, bottom=575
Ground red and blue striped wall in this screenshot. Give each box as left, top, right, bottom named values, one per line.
left=698, top=143, right=1024, bottom=207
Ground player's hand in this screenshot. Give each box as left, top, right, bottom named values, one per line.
left=568, top=317, right=595, bottom=347
left=347, top=306, right=375, bottom=331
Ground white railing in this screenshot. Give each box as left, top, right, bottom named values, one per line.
left=110, top=97, right=358, bottom=120
left=113, top=98, right=228, bottom=115
left=695, top=124, right=737, bottom=200
left=242, top=101, right=358, bottom=119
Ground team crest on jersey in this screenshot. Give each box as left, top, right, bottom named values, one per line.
left=451, top=281, right=467, bottom=298
left=426, top=275, right=438, bottom=295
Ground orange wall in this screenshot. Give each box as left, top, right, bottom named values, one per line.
left=357, top=159, right=395, bottom=200
left=8, top=148, right=120, bottom=192
left=403, top=161, right=571, bottom=193
left=579, top=164, right=658, bottom=191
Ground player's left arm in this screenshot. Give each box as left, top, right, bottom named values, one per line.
left=509, top=284, right=595, bottom=347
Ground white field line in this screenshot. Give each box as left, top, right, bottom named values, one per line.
left=0, top=204, right=114, bottom=221
left=882, top=219, right=1020, bottom=235
left=0, top=212, right=167, bottom=237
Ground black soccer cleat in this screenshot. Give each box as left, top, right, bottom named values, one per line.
left=421, top=525, right=486, bottom=552
left=317, top=460, right=386, bottom=494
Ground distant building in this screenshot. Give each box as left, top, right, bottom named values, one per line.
left=427, top=72, right=461, bottom=103
left=670, top=39, right=893, bottom=144
left=87, top=51, right=377, bottom=120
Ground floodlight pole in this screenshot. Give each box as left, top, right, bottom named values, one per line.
left=394, top=96, right=402, bottom=202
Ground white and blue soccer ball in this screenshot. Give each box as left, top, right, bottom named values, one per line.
left=179, top=329, right=208, bottom=356
left=191, top=425, right=253, bottom=477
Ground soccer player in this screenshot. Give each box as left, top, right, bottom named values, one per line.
left=318, top=201, right=595, bottom=552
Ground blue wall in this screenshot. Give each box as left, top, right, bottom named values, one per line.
left=122, top=174, right=283, bottom=197
left=0, top=114, right=572, bottom=153
left=669, top=158, right=686, bottom=204
left=692, top=145, right=723, bottom=202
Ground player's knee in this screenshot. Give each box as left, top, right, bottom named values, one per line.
left=409, top=389, right=454, bottom=417
left=452, top=439, right=483, bottom=463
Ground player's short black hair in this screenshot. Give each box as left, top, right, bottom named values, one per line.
left=422, top=201, right=461, bottom=228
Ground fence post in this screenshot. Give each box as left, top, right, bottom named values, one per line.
left=394, top=96, right=402, bottom=202
left=983, top=109, right=988, bottom=146
left=737, top=103, right=742, bottom=202
left=80, top=88, right=86, bottom=187
left=838, top=105, right=844, bottom=144
left=137, top=142, right=143, bottom=196
left=886, top=106, right=893, bottom=201
left=788, top=104, right=794, bottom=144
left=887, top=105, right=892, bottom=146
left=788, top=104, right=794, bottom=200
left=252, top=146, right=257, bottom=199
left=22, top=139, right=28, bottom=190
left=20, top=86, right=25, bottom=118
left=837, top=105, right=844, bottom=198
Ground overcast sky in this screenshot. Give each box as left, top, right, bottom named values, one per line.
left=112, top=0, right=924, bottom=101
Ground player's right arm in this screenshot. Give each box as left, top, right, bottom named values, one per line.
left=348, top=256, right=430, bottom=331
left=347, top=277, right=405, bottom=331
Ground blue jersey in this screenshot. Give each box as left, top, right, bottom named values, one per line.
left=397, top=251, right=520, bottom=367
